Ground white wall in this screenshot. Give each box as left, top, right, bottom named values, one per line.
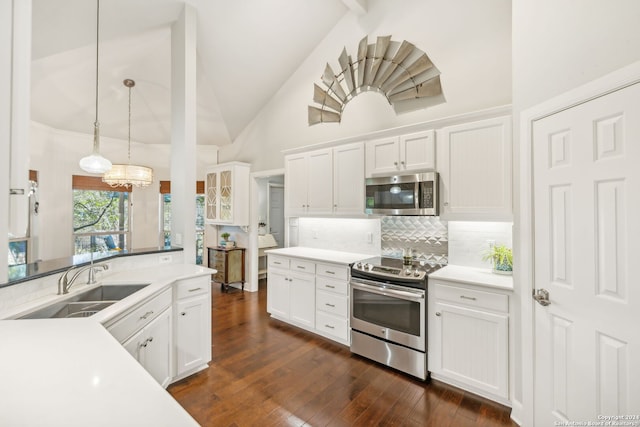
left=28, top=121, right=217, bottom=262
left=220, top=0, right=512, bottom=171
left=448, top=221, right=512, bottom=269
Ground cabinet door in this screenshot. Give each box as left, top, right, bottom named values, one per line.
left=289, top=272, right=315, bottom=329
left=285, top=154, right=309, bottom=216
left=333, top=142, right=365, bottom=215
left=218, top=169, right=233, bottom=222
left=142, top=308, right=173, bottom=388
left=430, top=301, right=508, bottom=399
left=176, top=294, right=211, bottom=376
left=437, top=116, right=512, bottom=221
left=306, top=149, right=333, bottom=215
left=365, top=136, right=400, bottom=177
left=267, top=268, right=290, bottom=319
left=400, top=130, right=435, bottom=171
left=205, top=171, right=218, bottom=222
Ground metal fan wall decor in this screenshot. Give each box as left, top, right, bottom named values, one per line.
left=308, top=35, right=445, bottom=125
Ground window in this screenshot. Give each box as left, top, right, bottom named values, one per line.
left=72, top=175, right=131, bottom=255
left=160, top=181, right=205, bottom=265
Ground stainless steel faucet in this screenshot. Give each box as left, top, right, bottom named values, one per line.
left=57, top=263, right=109, bottom=295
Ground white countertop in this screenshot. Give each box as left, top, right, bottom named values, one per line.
left=0, top=263, right=215, bottom=427
left=0, top=320, right=198, bottom=427
left=264, top=246, right=373, bottom=265
left=429, top=264, right=514, bottom=291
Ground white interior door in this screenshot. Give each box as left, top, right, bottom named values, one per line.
left=532, top=83, right=640, bottom=423
left=269, top=184, right=284, bottom=247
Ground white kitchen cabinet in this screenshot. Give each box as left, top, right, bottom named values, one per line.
left=437, top=116, right=512, bottom=221
left=365, top=130, right=435, bottom=177
left=123, top=307, right=173, bottom=387
left=285, top=142, right=365, bottom=216
left=315, top=262, right=350, bottom=344
left=205, top=162, right=251, bottom=226
left=332, top=142, right=365, bottom=215
left=428, top=280, right=509, bottom=404
left=267, top=256, right=315, bottom=329
left=173, top=276, right=211, bottom=379
left=285, top=149, right=332, bottom=216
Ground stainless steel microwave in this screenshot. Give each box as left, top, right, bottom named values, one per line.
left=365, top=171, right=439, bottom=216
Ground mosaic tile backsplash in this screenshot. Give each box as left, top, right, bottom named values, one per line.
left=381, top=216, right=448, bottom=265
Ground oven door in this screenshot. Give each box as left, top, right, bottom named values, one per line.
left=350, top=278, right=426, bottom=351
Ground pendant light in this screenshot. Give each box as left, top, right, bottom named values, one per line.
left=79, top=0, right=112, bottom=174
left=102, top=79, right=154, bottom=187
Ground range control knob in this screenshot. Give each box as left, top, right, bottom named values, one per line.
left=365, top=263, right=373, bottom=271
left=355, top=262, right=362, bottom=269
left=413, top=271, right=421, bottom=277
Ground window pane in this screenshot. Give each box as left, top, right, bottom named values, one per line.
left=74, top=234, right=127, bottom=254
left=195, top=195, right=204, bottom=229
left=8, top=240, right=27, bottom=266
left=73, top=190, right=129, bottom=233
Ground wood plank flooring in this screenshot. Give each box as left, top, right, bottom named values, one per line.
left=168, top=280, right=517, bottom=427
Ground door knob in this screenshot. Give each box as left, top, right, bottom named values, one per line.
left=435, top=312, right=441, bottom=316
left=533, top=288, right=551, bottom=306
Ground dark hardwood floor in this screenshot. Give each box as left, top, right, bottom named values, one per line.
left=168, top=279, right=517, bottom=427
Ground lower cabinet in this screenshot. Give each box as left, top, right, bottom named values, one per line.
left=105, top=275, right=212, bottom=388
left=428, top=280, right=510, bottom=404
left=123, top=307, right=173, bottom=387
left=174, top=276, right=212, bottom=379
left=267, top=254, right=350, bottom=345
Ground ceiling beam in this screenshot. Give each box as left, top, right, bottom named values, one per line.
left=341, top=0, right=367, bottom=16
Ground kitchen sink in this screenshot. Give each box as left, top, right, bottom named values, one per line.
left=18, top=284, right=150, bottom=319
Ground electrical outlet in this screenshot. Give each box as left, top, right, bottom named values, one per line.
left=175, top=233, right=183, bottom=245
left=313, top=229, right=319, bottom=239
left=366, top=232, right=373, bottom=244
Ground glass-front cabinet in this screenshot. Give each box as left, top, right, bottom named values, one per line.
left=204, top=162, right=250, bottom=226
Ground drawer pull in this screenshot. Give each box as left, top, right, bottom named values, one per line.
left=325, top=271, right=335, bottom=275
left=460, top=295, right=477, bottom=301
left=181, top=312, right=186, bottom=316
left=297, top=266, right=306, bottom=269
left=188, top=287, right=202, bottom=292
left=324, top=324, right=335, bottom=329
left=435, top=312, right=441, bottom=316
left=273, top=261, right=281, bottom=265
left=325, top=303, right=335, bottom=308
left=140, top=311, right=154, bottom=320
left=325, top=285, right=335, bottom=289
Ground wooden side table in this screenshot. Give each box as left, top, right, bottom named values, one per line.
left=208, top=246, right=246, bottom=292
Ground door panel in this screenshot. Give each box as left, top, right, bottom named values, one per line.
left=533, top=83, right=640, bottom=423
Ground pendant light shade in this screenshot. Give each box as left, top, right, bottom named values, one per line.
left=79, top=0, right=111, bottom=174
left=102, top=79, right=154, bottom=187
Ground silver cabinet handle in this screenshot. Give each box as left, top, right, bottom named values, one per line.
left=296, top=266, right=306, bottom=269
left=325, top=303, right=335, bottom=308
left=325, top=284, right=335, bottom=289
left=400, top=161, right=405, bottom=165
left=325, top=271, right=335, bottom=275
left=444, top=202, right=449, bottom=206
left=325, top=324, right=335, bottom=329
left=394, top=161, right=398, bottom=166
left=181, top=312, right=186, bottom=316
left=140, top=311, right=153, bottom=320
left=188, top=287, right=202, bottom=292
left=273, top=261, right=281, bottom=265
left=460, top=295, right=477, bottom=301
left=435, top=312, right=441, bottom=316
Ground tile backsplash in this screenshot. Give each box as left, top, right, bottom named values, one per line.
left=295, top=217, right=381, bottom=255
left=381, top=216, right=448, bottom=264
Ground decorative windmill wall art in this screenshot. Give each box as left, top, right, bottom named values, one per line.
left=308, top=35, right=445, bottom=126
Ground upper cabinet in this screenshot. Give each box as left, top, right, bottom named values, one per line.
left=205, top=162, right=250, bottom=226
left=285, top=142, right=364, bottom=217
left=365, top=130, right=435, bottom=177
left=437, top=116, right=512, bottom=221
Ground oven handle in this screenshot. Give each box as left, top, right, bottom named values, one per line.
left=350, top=280, right=424, bottom=302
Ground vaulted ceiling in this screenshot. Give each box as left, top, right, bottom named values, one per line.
left=31, top=0, right=355, bottom=146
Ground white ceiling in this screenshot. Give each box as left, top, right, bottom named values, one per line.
left=31, top=0, right=352, bottom=146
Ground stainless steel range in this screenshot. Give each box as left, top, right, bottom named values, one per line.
left=349, top=256, right=443, bottom=380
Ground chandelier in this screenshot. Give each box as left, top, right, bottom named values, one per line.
left=102, top=79, right=154, bottom=187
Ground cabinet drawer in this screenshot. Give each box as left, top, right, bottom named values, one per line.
left=433, top=283, right=508, bottom=312
left=108, top=288, right=172, bottom=343
left=316, top=311, right=349, bottom=342
left=316, top=263, right=348, bottom=281
left=268, top=255, right=290, bottom=269
left=211, top=250, right=225, bottom=262
left=316, top=277, right=348, bottom=295
left=176, top=276, right=209, bottom=299
left=316, top=291, right=348, bottom=317
left=291, top=259, right=315, bottom=274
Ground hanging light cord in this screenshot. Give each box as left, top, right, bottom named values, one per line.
left=94, top=0, right=100, bottom=125
left=127, top=84, right=132, bottom=163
